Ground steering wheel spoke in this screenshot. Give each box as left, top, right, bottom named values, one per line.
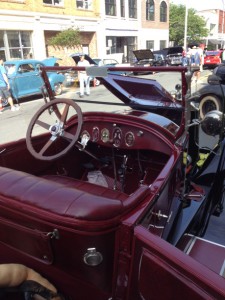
left=60, top=103, right=70, bottom=123
left=26, top=99, right=83, bottom=161
left=39, top=138, right=55, bottom=156
left=36, top=119, right=51, bottom=130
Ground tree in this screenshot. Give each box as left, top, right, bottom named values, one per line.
left=169, top=4, right=209, bottom=46
left=48, top=28, right=81, bottom=48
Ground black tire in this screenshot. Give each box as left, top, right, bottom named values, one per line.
left=199, top=95, right=222, bottom=119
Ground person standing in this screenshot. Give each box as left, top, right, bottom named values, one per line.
left=0, top=57, right=19, bottom=113
left=194, top=46, right=204, bottom=82
left=77, top=54, right=91, bottom=98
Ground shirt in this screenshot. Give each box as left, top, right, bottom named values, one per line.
left=0, top=65, right=7, bottom=88
left=77, top=59, right=90, bottom=74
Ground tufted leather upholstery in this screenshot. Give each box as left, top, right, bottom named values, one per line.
left=0, top=167, right=149, bottom=222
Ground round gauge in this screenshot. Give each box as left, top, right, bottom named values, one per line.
left=92, top=127, right=99, bottom=142
left=113, top=127, right=122, bottom=147
left=101, top=128, right=110, bottom=143
left=125, top=131, right=135, bottom=147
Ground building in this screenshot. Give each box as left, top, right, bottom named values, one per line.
left=197, top=9, right=225, bottom=49
left=0, top=0, right=169, bottom=64
left=98, top=0, right=169, bottom=62
left=0, top=0, right=101, bottom=64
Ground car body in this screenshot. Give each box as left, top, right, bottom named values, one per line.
left=191, top=64, right=225, bottom=118
left=203, top=50, right=222, bottom=69
left=92, top=58, right=131, bottom=76
left=0, top=64, right=225, bottom=299
left=132, top=49, right=156, bottom=75
left=153, top=47, right=183, bottom=66
left=4, top=58, right=65, bottom=102
left=164, top=46, right=183, bottom=65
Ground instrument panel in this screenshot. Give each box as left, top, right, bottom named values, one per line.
left=81, top=123, right=139, bottom=149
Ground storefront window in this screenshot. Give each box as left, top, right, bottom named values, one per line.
left=0, top=30, right=33, bottom=60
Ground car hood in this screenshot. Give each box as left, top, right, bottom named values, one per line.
left=133, top=49, right=155, bottom=61
left=166, top=47, right=183, bottom=55
left=42, top=57, right=62, bottom=66
left=70, top=53, right=97, bottom=65
left=98, top=74, right=184, bottom=137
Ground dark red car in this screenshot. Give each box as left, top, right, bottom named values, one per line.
left=0, top=64, right=225, bottom=299
left=204, top=50, right=222, bottom=69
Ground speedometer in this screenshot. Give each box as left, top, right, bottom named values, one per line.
left=125, top=132, right=135, bottom=147
left=113, top=127, right=122, bottom=147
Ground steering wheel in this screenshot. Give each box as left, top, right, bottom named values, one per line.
left=26, top=98, right=83, bottom=161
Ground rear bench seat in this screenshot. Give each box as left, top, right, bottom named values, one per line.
left=0, top=167, right=149, bottom=221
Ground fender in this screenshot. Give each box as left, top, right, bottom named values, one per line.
left=192, top=139, right=225, bottom=186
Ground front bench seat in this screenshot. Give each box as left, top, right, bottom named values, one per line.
left=0, top=167, right=149, bottom=222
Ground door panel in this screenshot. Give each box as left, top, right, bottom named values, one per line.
left=13, top=63, right=43, bottom=98
left=127, top=226, right=225, bottom=299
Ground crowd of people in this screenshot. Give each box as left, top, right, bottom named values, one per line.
left=182, top=45, right=205, bottom=82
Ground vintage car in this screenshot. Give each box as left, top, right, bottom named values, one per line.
left=0, top=63, right=225, bottom=299
left=3, top=58, right=65, bottom=105
left=191, top=64, right=225, bottom=118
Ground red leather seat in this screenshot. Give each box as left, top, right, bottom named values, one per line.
left=0, top=167, right=149, bottom=222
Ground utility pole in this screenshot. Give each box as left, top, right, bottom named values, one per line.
left=184, top=0, right=188, bottom=50
left=222, top=0, right=225, bottom=48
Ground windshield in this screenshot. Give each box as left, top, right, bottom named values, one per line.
left=0, top=66, right=185, bottom=145
left=205, top=51, right=220, bottom=56
left=4, top=63, right=16, bottom=75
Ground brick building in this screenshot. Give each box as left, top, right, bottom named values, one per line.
left=0, top=0, right=169, bottom=64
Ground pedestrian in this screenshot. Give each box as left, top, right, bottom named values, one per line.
left=0, top=263, right=62, bottom=299
left=222, top=48, right=225, bottom=64
left=186, top=47, right=191, bottom=66
left=182, top=47, right=187, bottom=66
left=77, top=54, right=91, bottom=98
left=0, top=57, right=19, bottom=113
left=194, top=46, right=204, bottom=82
left=190, top=45, right=197, bottom=66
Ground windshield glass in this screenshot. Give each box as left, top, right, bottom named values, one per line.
left=4, top=63, right=16, bottom=75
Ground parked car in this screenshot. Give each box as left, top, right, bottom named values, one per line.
left=0, top=64, right=225, bottom=299
left=63, top=53, right=100, bottom=87
left=66, top=53, right=131, bottom=86
left=164, top=46, right=183, bottom=65
left=203, top=50, right=222, bottom=69
left=153, top=52, right=167, bottom=66
left=92, top=57, right=131, bottom=76
left=191, top=64, right=225, bottom=118
left=153, top=47, right=183, bottom=66
left=132, top=49, right=155, bottom=75
left=4, top=58, right=65, bottom=103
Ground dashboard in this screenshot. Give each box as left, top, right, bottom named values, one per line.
left=79, top=120, right=172, bottom=155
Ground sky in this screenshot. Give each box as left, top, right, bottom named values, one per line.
left=170, top=0, right=224, bottom=11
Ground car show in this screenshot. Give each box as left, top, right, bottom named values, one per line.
left=0, top=1, right=225, bottom=300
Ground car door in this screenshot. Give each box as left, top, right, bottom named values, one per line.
left=126, top=226, right=225, bottom=300
left=13, top=62, right=44, bottom=98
